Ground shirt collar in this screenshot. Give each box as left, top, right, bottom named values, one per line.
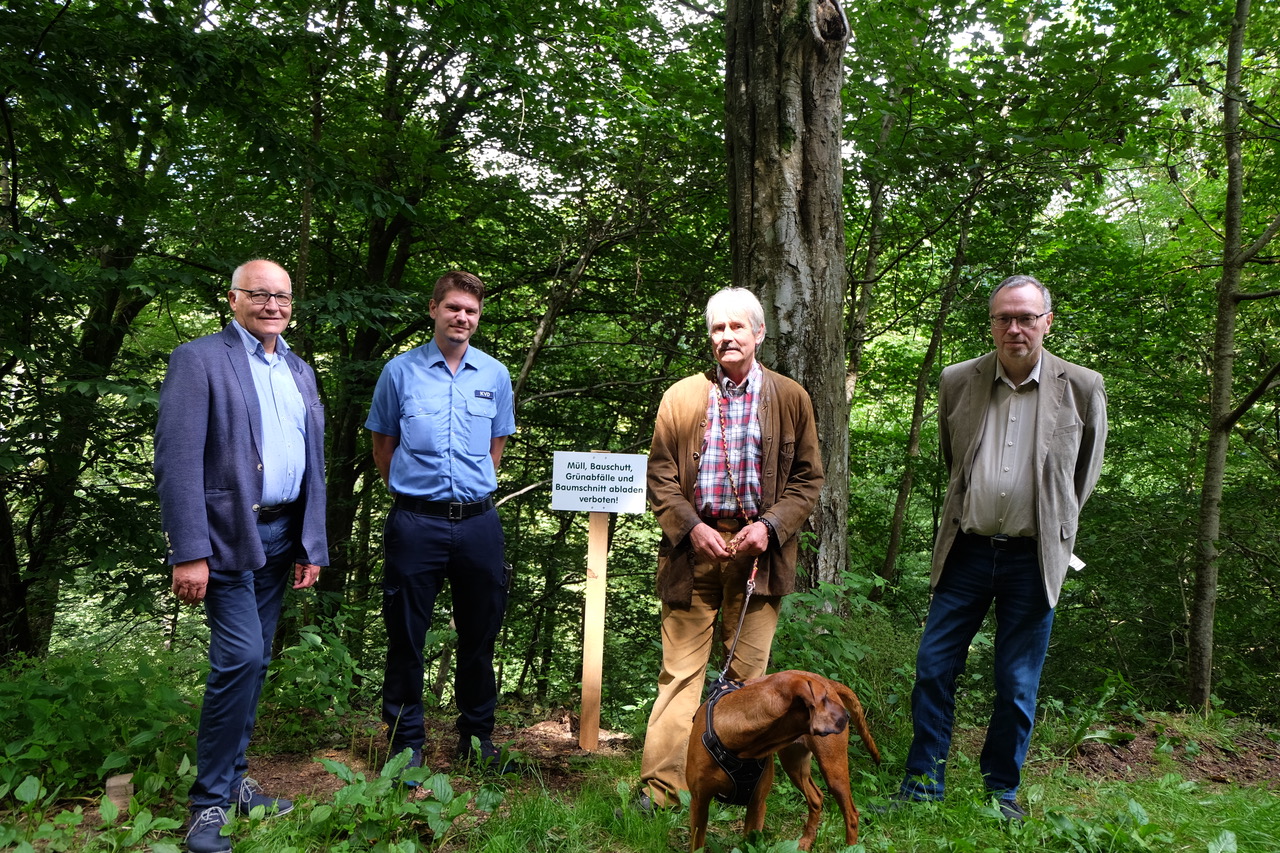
left=424, top=337, right=470, bottom=368
left=717, top=360, right=762, bottom=397
left=231, top=320, right=290, bottom=359
left=995, top=353, right=1042, bottom=389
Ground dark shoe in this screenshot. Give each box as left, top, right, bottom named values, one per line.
left=998, top=798, right=1027, bottom=824
left=231, top=776, right=293, bottom=817
left=866, top=791, right=934, bottom=814
left=383, top=747, right=425, bottom=787
left=635, top=791, right=664, bottom=814
left=184, top=806, right=231, bottom=853
left=456, top=737, right=515, bottom=774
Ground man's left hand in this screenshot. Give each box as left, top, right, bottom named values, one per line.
left=294, top=563, right=322, bottom=589
left=728, top=521, right=769, bottom=558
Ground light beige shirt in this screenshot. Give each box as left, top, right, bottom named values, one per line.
left=961, top=357, right=1042, bottom=537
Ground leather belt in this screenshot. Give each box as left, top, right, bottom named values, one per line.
left=701, top=516, right=747, bottom=531
left=257, top=502, right=296, bottom=522
left=962, top=531, right=1037, bottom=552
left=395, top=494, right=494, bottom=520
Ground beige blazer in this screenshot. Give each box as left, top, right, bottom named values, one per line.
left=932, top=350, right=1107, bottom=607
left=647, top=366, right=824, bottom=607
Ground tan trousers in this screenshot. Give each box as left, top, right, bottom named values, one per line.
left=639, top=524, right=782, bottom=807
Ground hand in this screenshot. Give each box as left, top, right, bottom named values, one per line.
left=689, top=522, right=733, bottom=562
left=172, top=559, right=210, bottom=605
left=294, top=563, right=321, bottom=589
left=727, top=521, right=769, bottom=558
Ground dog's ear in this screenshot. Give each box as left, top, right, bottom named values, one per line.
left=807, top=677, right=851, bottom=737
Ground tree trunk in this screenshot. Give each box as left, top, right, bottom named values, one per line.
left=726, top=0, right=850, bottom=586
left=879, top=210, right=971, bottom=593
left=1187, top=0, right=1259, bottom=709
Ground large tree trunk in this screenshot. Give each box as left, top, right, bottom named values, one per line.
left=726, top=0, right=850, bottom=586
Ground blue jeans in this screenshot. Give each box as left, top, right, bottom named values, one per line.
left=381, top=506, right=508, bottom=752
left=901, top=533, right=1054, bottom=801
left=190, top=512, right=296, bottom=809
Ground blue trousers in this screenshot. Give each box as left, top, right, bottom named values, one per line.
left=901, top=533, right=1054, bottom=801
left=381, top=506, right=508, bottom=752
left=190, top=513, right=296, bottom=810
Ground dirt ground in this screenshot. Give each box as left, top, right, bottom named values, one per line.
left=243, top=710, right=1280, bottom=806
left=1068, top=717, right=1280, bottom=790
left=246, top=709, right=632, bottom=803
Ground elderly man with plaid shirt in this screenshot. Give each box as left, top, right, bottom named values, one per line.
left=636, top=287, right=825, bottom=811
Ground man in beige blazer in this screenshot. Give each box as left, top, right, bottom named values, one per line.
left=889, top=275, right=1106, bottom=822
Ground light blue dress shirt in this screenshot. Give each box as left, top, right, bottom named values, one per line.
left=231, top=321, right=307, bottom=507
left=365, top=339, right=516, bottom=502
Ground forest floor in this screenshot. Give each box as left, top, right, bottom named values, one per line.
left=246, top=710, right=1280, bottom=808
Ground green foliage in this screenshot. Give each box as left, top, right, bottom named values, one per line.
left=771, top=571, right=892, bottom=696
left=1036, top=672, right=1142, bottom=760
left=0, top=651, right=193, bottom=800
left=256, top=622, right=379, bottom=748
left=302, top=753, right=504, bottom=850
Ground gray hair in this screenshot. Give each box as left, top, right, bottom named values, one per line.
left=989, top=274, right=1052, bottom=314
left=705, top=287, right=766, bottom=336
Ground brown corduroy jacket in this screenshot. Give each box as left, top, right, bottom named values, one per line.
left=647, top=366, right=824, bottom=608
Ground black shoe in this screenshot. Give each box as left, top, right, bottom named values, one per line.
left=384, top=747, right=425, bottom=787
left=998, top=799, right=1027, bottom=824
left=456, top=737, right=515, bottom=774
left=230, top=776, right=293, bottom=817
left=184, top=806, right=231, bottom=853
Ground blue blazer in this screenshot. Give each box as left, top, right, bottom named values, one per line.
left=155, top=324, right=329, bottom=572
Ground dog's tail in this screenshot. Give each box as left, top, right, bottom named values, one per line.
left=835, top=682, right=882, bottom=765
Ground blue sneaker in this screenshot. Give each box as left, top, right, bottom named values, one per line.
left=184, top=806, right=231, bottom=853
left=231, top=776, right=293, bottom=817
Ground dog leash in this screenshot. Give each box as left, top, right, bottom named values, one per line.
left=712, top=378, right=762, bottom=683
left=717, top=559, right=758, bottom=682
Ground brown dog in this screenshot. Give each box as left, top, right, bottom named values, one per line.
left=685, top=670, right=881, bottom=852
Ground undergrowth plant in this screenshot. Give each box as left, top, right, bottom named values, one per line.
left=0, top=651, right=194, bottom=799
left=300, top=751, right=505, bottom=850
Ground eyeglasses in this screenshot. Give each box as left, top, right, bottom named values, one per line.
left=990, top=311, right=1049, bottom=329
left=233, top=288, right=293, bottom=306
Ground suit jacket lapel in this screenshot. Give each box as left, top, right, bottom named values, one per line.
left=959, top=353, right=997, bottom=474
left=221, top=324, right=264, bottom=459
left=1035, top=350, right=1066, bottom=469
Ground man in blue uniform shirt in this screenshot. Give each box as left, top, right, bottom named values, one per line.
left=366, top=270, right=516, bottom=774
left=155, top=259, right=328, bottom=852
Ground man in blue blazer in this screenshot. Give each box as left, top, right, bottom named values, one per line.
left=155, top=259, right=328, bottom=853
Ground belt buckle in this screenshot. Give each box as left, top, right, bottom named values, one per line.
left=448, top=501, right=464, bottom=521
left=990, top=533, right=1010, bottom=550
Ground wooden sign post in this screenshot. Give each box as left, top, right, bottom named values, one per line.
left=551, top=451, right=647, bottom=751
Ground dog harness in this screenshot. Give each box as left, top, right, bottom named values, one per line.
left=701, top=678, right=768, bottom=805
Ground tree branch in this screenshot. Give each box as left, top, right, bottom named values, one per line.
left=1232, top=209, right=1280, bottom=265
left=1223, top=357, right=1280, bottom=431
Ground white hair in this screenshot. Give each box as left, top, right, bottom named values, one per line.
left=705, top=287, right=766, bottom=336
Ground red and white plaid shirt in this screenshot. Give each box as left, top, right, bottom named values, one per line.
left=695, top=362, right=763, bottom=519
